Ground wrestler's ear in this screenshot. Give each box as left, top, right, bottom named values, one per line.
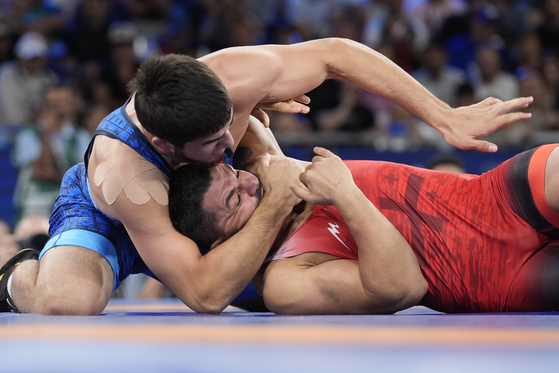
left=152, top=137, right=176, bottom=157
left=209, top=236, right=227, bottom=251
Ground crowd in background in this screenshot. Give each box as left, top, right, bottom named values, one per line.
left=1, top=0, right=559, bottom=294
left=1, top=0, right=558, bottom=151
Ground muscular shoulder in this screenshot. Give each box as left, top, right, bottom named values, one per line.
left=200, top=46, right=282, bottom=103
left=88, top=136, right=169, bottom=218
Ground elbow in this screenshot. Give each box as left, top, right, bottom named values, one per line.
left=188, top=299, right=228, bottom=314
left=364, top=277, right=428, bottom=314
left=177, top=289, right=231, bottom=314
left=397, top=277, right=428, bottom=310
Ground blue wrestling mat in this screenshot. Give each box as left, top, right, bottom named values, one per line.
left=1, top=299, right=558, bottom=373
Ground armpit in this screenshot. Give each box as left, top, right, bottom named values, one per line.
left=93, top=142, right=169, bottom=206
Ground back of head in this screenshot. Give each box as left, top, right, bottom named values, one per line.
left=128, top=54, right=232, bottom=146
left=426, top=154, right=465, bottom=173
left=168, top=164, right=223, bottom=252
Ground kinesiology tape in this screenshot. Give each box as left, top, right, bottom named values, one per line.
left=93, top=140, right=169, bottom=206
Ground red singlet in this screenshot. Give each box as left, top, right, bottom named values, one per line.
left=268, top=145, right=559, bottom=312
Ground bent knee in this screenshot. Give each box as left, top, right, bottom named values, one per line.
left=37, top=288, right=109, bottom=315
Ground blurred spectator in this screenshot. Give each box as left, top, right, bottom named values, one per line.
left=0, top=31, right=59, bottom=126
left=537, top=0, right=559, bottom=58
left=373, top=105, right=422, bottom=152
left=519, top=71, right=559, bottom=131
left=541, top=55, right=559, bottom=110
left=199, top=0, right=264, bottom=52
left=410, top=0, right=468, bottom=36
left=4, top=0, right=65, bottom=36
left=125, top=0, right=171, bottom=23
left=0, top=21, right=15, bottom=64
left=99, top=21, right=141, bottom=106
left=329, top=3, right=368, bottom=41
left=283, top=0, right=349, bottom=40
left=12, top=85, right=90, bottom=219
left=315, top=81, right=375, bottom=132
left=63, top=0, right=114, bottom=64
left=363, top=0, right=429, bottom=72
left=426, top=153, right=466, bottom=172
left=454, top=82, right=476, bottom=107
left=443, top=2, right=507, bottom=82
left=473, top=45, right=519, bottom=102
left=0, top=220, right=19, bottom=267
left=495, top=0, right=533, bottom=47
left=513, top=32, right=542, bottom=79
left=76, top=20, right=142, bottom=134
left=13, top=214, right=49, bottom=252
left=412, top=42, right=466, bottom=107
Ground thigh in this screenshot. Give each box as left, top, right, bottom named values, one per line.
left=507, top=241, right=559, bottom=312
left=545, top=146, right=559, bottom=215
left=38, top=245, right=114, bottom=314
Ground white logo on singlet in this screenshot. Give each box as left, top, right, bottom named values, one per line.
left=327, top=223, right=351, bottom=251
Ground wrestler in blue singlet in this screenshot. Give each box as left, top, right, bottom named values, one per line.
left=42, top=101, right=170, bottom=291
left=41, top=101, right=251, bottom=301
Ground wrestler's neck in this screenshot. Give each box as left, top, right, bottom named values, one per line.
left=272, top=201, right=315, bottom=251
left=126, top=99, right=181, bottom=168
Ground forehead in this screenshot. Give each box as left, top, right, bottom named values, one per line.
left=206, top=164, right=234, bottom=194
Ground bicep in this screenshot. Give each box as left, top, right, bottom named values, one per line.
left=263, top=256, right=401, bottom=315
left=202, top=42, right=333, bottom=109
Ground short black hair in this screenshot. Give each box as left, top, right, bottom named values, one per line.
left=128, top=54, right=232, bottom=146
left=426, top=154, right=465, bottom=171
left=168, top=164, right=224, bottom=252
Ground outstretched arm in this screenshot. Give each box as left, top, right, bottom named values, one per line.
left=263, top=147, right=427, bottom=315
left=201, top=37, right=533, bottom=153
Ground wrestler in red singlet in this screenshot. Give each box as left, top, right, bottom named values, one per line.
left=269, top=145, right=559, bottom=313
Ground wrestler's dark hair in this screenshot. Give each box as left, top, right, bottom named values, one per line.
left=425, top=154, right=465, bottom=172
left=168, top=164, right=224, bottom=252
left=127, top=54, right=232, bottom=147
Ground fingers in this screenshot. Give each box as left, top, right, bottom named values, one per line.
left=250, top=108, right=270, bottom=128
left=291, top=100, right=310, bottom=114
left=259, top=153, right=271, bottom=167
left=498, top=96, right=534, bottom=113
left=278, top=99, right=310, bottom=113
left=290, top=184, right=311, bottom=201
left=496, top=111, right=532, bottom=126
left=312, top=147, right=340, bottom=163
left=313, top=146, right=332, bottom=157
left=294, top=94, right=311, bottom=105
left=470, top=140, right=498, bottom=153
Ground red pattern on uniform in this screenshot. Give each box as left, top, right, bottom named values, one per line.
left=269, top=152, right=558, bottom=313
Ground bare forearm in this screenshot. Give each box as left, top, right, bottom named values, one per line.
left=185, top=196, right=293, bottom=313
left=322, top=38, right=448, bottom=130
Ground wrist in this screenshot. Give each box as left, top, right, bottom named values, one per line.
left=422, top=99, right=452, bottom=133
left=259, top=193, right=293, bottom=213
left=332, top=185, right=366, bottom=211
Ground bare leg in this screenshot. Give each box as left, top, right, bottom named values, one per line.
left=11, top=245, right=113, bottom=315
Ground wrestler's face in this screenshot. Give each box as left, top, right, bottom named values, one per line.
left=176, top=114, right=235, bottom=167
left=202, top=164, right=263, bottom=241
